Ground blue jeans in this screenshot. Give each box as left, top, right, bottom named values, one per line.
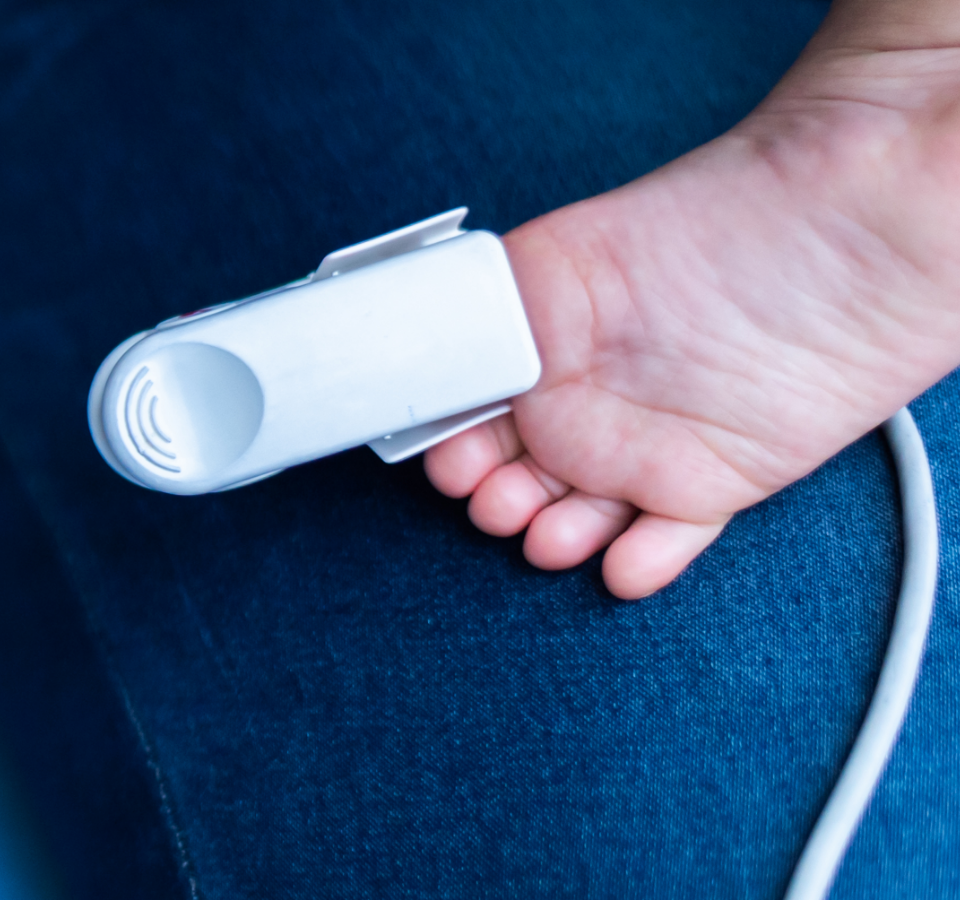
left=2, top=0, right=958, bottom=897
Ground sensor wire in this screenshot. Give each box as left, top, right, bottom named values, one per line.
left=784, top=408, right=938, bottom=900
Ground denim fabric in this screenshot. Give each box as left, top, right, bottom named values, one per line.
left=0, top=445, right=180, bottom=900
left=3, top=0, right=960, bottom=898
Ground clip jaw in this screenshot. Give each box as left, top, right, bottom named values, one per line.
left=88, top=209, right=541, bottom=495
left=311, top=207, right=468, bottom=282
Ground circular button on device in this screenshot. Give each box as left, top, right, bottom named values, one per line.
left=102, top=342, right=264, bottom=492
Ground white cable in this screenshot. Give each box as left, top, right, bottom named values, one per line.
left=783, top=407, right=938, bottom=900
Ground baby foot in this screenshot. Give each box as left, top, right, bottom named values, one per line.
left=426, top=29, right=960, bottom=598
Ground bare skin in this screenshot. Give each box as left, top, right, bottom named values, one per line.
left=425, top=1, right=960, bottom=599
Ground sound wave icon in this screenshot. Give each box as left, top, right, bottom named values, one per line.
left=124, top=366, right=181, bottom=473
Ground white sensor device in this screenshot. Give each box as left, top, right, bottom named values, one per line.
left=88, top=208, right=541, bottom=495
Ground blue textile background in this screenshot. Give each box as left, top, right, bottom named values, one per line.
left=2, top=0, right=959, bottom=897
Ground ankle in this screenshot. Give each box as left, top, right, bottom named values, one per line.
left=724, top=43, right=960, bottom=397
left=810, top=0, right=960, bottom=55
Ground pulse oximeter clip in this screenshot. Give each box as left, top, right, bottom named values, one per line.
left=88, top=209, right=541, bottom=494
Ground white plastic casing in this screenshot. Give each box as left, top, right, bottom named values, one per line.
left=87, top=209, right=541, bottom=495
